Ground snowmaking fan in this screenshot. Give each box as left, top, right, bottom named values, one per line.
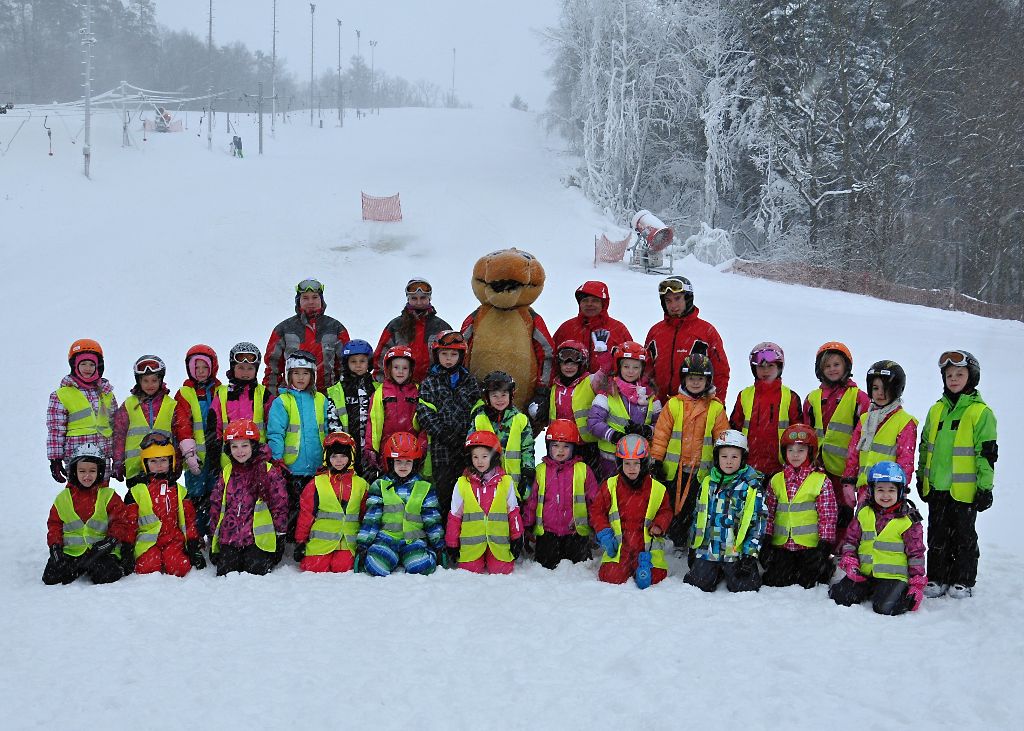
left=628, top=210, right=674, bottom=274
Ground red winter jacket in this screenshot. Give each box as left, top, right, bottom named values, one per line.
left=47, top=485, right=135, bottom=547
left=124, top=477, right=199, bottom=547
left=588, top=474, right=672, bottom=554
left=552, top=309, right=632, bottom=375
left=294, top=471, right=370, bottom=545
left=729, top=379, right=802, bottom=477
left=363, top=380, right=427, bottom=468
left=172, top=379, right=222, bottom=443
left=644, top=307, right=730, bottom=404
left=373, top=306, right=453, bottom=384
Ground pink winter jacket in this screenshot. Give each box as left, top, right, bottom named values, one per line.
left=803, top=380, right=871, bottom=437
left=364, top=380, right=425, bottom=466
left=522, top=456, right=600, bottom=536
left=445, top=468, right=523, bottom=548
left=842, top=406, right=917, bottom=503
left=840, top=502, right=926, bottom=580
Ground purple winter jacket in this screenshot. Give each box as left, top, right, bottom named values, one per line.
left=523, top=456, right=600, bottom=536
left=208, top=446, right=289, bottom=548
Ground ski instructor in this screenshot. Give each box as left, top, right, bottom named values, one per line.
left=263, top=278, right=351, bottom=396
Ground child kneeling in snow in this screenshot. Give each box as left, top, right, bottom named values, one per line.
left=210, top=419, right=290, bottom=576
left=589, top=434, right=672, bottom=588
left=684, top=430, right=768, bottom=593
left=445, top=431, right=525, bottom=574
left=293, top=431, right=369, bottom=573
left=356, top=432, right=444, bottom=576
left=829, top=461, right=926, bottom=615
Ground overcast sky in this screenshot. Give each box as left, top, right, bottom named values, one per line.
left=155, top=0, right=560, bottom=109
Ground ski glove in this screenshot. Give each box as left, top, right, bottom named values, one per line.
left=353, top=547, right=367, bottom=573
left=635, top=550, right=654, bottom=590
left=49, top=544, right=67, bottom=568
left=186, top=539, right=207, bottom=570
left=49, top=458, right=66, bottom=484
left=596, top=528, right=619, bottom=558
left=974, top=489, right=993, bottom=512
left=907, top=575, right=927, bottom=611
left=446, top=546, right=461, bottom=567
left=293, top=543, right=306, bottom=563
left=591, top=330, right=610, bottom=353
left=511, top=536, right=524, bottom=560
left=179, top=439, right=203, bottom=476
left=839, top=555, right=865, bottom=583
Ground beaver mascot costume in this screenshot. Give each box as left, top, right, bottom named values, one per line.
left=461, top=249, right=555, bottom=415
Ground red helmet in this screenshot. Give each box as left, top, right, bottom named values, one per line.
left=225, top=419, right=260, bottom=442
left=780, top=423, right=818, bottom=459
left=384, top=345, right=415, bottom=371
left=545, top=419, right=580, bottom=445
left=384, top=431, right=423, bottom=464
left=465, top=430, right=502, bottom=454
left=575, top=280, right=609, bottom=303
left=185, top=343, right=219, bottom=381
left=557, top=340, right=589, bottom=366
left=749, top=341, right=784, bottom=376
left=431, top=330, right=467, bottom=352
left=613, top=341, right=648, bottom=368
left=324, top=431, right=357, bottom=451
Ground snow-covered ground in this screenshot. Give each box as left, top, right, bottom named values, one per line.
left=2, top=107, right=1023, bottom=729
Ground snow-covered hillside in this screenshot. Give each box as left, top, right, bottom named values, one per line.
left=2, top=108, right=1023, bottom=729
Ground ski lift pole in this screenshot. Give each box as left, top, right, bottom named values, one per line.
left=121, top=80, right=129, bottom=147
left=43, top=115, right=53, bottom=156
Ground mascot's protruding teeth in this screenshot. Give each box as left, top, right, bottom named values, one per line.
left=488, top=279, right=523, bottom=293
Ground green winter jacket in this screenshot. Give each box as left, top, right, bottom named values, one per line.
left=917, top=391, right=997, bottom=498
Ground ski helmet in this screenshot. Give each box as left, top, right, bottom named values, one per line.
left=545, top=419, right=581, bottom=446
left=713, top=430, right=748, bottom=469
left=229, top=342, right=262, bottom=365
left=465, top=430, right=503, bottom=472
left=938, top=349, right=981, bottom=391
left=324, top=431, right=357, bottom=469
left=133, top=355, right=166, bottom=385
left=185, top=344, right=218, bottom=383
left=294, top=278, right=325, bottom=313
left=615, top=433, right=651, bottom=473
left=613, top=341, right=648, bottom=372
left=557, top=339, right=589, bottom=368
left=430, top=330, right=467, bottom=366
left=285, top=350, right=318, bottom=388
left=482, top=371, right=515, bottom=395
left=384, top=345, right=416, bottom=378
left=749, top=341, right=785, bottom=376
left=68, top=338, right=104, bottom=377
left=866, top=460, right=908, bottom=501
left=780, top=423, right=819, bottom=462
left=866, top=360, right=906, bottom=401
left=815, top=341, right=853, bottom=383
left=341, top=339, right=373, bottom=374
left=225, top=419, right=260, bottom=443
left=657, top=275, right=694, bottom=314
left=405, top=278, right=432, bottom=296
left=383, top=431, right=423, bottom=470
left=66, top=442, right=107, bottom=487
left=679, top=352, right=713, bottom=395
left=139, top=432, right=176, bottom=475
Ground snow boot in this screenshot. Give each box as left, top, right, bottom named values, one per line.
left=947, top=583, right=973, bottom=599
left=924, top=581, right=949, bottom=598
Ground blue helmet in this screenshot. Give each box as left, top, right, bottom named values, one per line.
left=342, top=339, right=373, bottom=359
left=867, top=461, right=907, bottom=499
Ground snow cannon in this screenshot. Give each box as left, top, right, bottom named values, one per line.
left=629, top=210, right=675, bottom=275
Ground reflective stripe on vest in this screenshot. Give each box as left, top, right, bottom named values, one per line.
left=212, top=462, right=277, bottom=554
left=855, top=409, right=917, bottom=487
left=474, top=411, right=529, bottom=498
left=769, top=471, right=825, bottom=547
left=739, top=385, right=793, bottom=462
left=57, top=386, right=114, bottom=439
left=377, top=477, right=432, bottom=543
left=216, top=384, right=267, bottom=442
left=919, top=401, right=987, bottom=503
left=123, top=395, right=176, bottom=479
left=534, top=461, right=590, bottom=537
left=306, top=472, right=369, bottom=556
left=178, top=387, right=210, bottom=463
left=54, top=487, right=115, bottom=557
left=369, top=388, right=386, bottom=452
left=601, top=476, right=668, bottom=570
left=130, top=482, right=187, bottom=559
left=597, top=393, right=657, bottom=456
left=456, top=475, right=514, bottom=563
left=856, top=507, right=912, bottom=582
left=807, top=387, right=860, bottom=475
left=278, top=391, right=327, bottom=466
left=691, top=474, right=759, bottom=556
left=662, top=396, right=724, bottom=484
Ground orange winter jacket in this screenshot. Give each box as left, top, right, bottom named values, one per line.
left=650, top=392, right=730, bottom=477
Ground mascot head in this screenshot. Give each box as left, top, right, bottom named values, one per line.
left=471, top=248, right=545, bottom=310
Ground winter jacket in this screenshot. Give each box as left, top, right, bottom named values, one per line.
left=294, top=470, right=370, bottom=545
left=729, top=379, right=802, bottom=477
left=468, top=404, right=537, bottom=473
left=326, top=369, right=376, bottom=475
left=263, top=309, right=350, bottom=396
left=840, top=500, right=926, bottom=580
left=46, top=484, right=134, bottom=547
left=644, top=307, right=730, bottom=404
left=112, top=386, right=175, bottom=471
left=124, top=477, right=200, bottom=548
left=373, top=306, right=453, bottom=384
left=208, top=452, right=289, bottom=548
left=416, top=365, right=481, bottom=502
left=588, top=474, right=673, bottom=555
left=765, top=463, right=837, bottom=549
left=357, top=472, right=444, bottom=550
left=690, top=465, right=768, bottom=562
left=650, top=390, right=730, bottom=479
left=267, top=386, right=332, bottom=477
left=462, top=307, right=556, bottom=390
left=917, top=391, right=997, bottom=501
left=803, top=380, right=871, bottom=442
left=588, top=378, right=662, bottom=476
left=843, top=405, right=917, bottom=496
left=46, top=375, right=118, bottom=463
left=172, top=378, right=221, bottom=444
left=552, top=306, right=633, bottom=375
left=364, top=380, right=426, bottom=469
left=445, top=467, right=524, bottom=547
left=522, top=456, right=599, bottom=536
left=207, top=379, right=273, bottom=443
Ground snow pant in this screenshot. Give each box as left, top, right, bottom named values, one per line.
left=666, top=469, right=699, bottom=548
left=926, top=491, right=980, bottom=587
left=184, top=465, right=217, bottom=537
left=135, top=543, right=191, bottom=577
left=829, top=576, right=911, bottom=616
left=459, top=548, right=514, bottom=575
left=533, top=532, right=591, bottom=569
left=597, top=543, right=668, bottom=586
left=684, top=557, right=761, bottom=593
left=215, top=544, right=276, bottom=576
left=300, top=550, right=355, bottom=573
left=365, top=539, right=438, bottom=577
left=825, top=471, right=852, bottom=550
left=42, top=552, right=124, bottom=585
left=430, top=455, right=465, bottom=519
left=761, top=545, right=830, bottom=589
left=284, top=473, right=313, bottom=542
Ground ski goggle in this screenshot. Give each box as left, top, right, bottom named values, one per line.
left=434, top=332, right=465, bottom=349
left=405, top=279, right=432, bottom=296
left=232, top=352, right=259, bottom=365
left=938, top=350, right=969, bottom=368
left=558, top=350, right=586, bottom=364
left=139, top=432, right=172, bottom=449
left=784, top=428, right=811, bottom=442
left=134, top=357, right=165, bottom=375
left=751, top=349, right=781, bottom=365
left=657, top=278, right=693, bottom=295
left=296, top=278, right=324, bottom=294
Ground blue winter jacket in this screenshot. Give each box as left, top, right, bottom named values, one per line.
left=267, top=387, right=331, bottom=477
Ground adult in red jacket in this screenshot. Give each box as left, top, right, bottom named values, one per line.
left=373, top=278, right=452, bottom=383
left=644, top=275, right=730, bottom=404
left=552, top=280, right=633, bottom=375
left=264, top=278, right=350, bottom=396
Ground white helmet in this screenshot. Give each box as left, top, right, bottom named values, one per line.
left=285, top=350, right=318, bottom=388
left=714, top=430, right=748, bottom=452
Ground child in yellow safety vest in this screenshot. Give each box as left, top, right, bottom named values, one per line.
left=916, top=350, right=998, bottom=600
left=172, top=344, right=222, bottom=537
left=112, top=355, right=176, bottom=487
left=762, top=424, right=836, bottom=589
left=363, top=345, right=428, bottom=480
left=469, top=371, right=536, bottom=501
left=445, top=431, right=525, bottom=574
left=206, top=342, right=272, bottom=464
left=830, top=461, right=926, bottom=615
left=294, top=431, right=369, bottom=573
left=528, top=340, right=600, bottom=472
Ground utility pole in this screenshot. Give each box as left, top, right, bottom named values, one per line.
left=369, top=40, right=377, bottom=114
left=207, top=0, right=214, bottom=151
left=81, top=0, right=95, bottom=177
left=337, top=19, right=343, bottom=127
left=310, top=3, right=316, bottom=127
left=271, top=0, right=277, bottom=136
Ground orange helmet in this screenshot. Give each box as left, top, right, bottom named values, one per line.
left=545, top=419, right=581, bottom=445
left=780, top=423, right=818, bottom=459
left=465, top=430, right=502, bottom=454
left=225, top=419, right=260, bottom=442
left=815, top=341, right=853, bottom=382
left=613, top=341, right=648, bottom=369
left=68, top=338, right=104, bottom=375
left=615, top=433, right=650, bottom=460
left=383, top=431, right=423, bottom=467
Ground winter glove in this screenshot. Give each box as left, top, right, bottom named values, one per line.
left=974, top=489, right=993, bottom=512
left=839, top=555, right=866, bottom=583
left=186, top=539, right=207, bottom=570
left=179, top=439, right=203, bottom=476
left=273, top=534, right=287, bottom=564
left=49, top=458, right=66, bottom=483
left=48, top=544, right=67, bottom=568
left=596, top=528, right=619, bottom=558
left=511, top=536, right=524, bottom=560
left=446, top=546, right=461, bottom=568
left=907, top=575, right=927, bottom=611
left=110, top=462, right=126, bottom=482
left=293, top=543, right=306, bottom=563
left=623, top=423, right=643, bottom=437
left=651, top=460, right=667, bottom=484
left=634, top=550, right=654, bottom=590
left=353, top=547, right=367, bottom=573
left=591, top=330, right=611, bottom=353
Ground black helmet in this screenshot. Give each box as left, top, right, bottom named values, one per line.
left=679, top=353, right=713, bottom=395
left=938, top=349, right=981, bottom=392
left=482, top=371, right=515, bottom=395
left=866, top=360, right=907, bottom=401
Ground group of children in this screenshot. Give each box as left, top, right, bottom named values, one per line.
left=45, top=309, right=998, bottom=615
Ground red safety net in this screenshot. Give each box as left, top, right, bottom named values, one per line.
left=361, top=192, right=403, bottom=222
left=594, top=233, right=631, bottom=265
